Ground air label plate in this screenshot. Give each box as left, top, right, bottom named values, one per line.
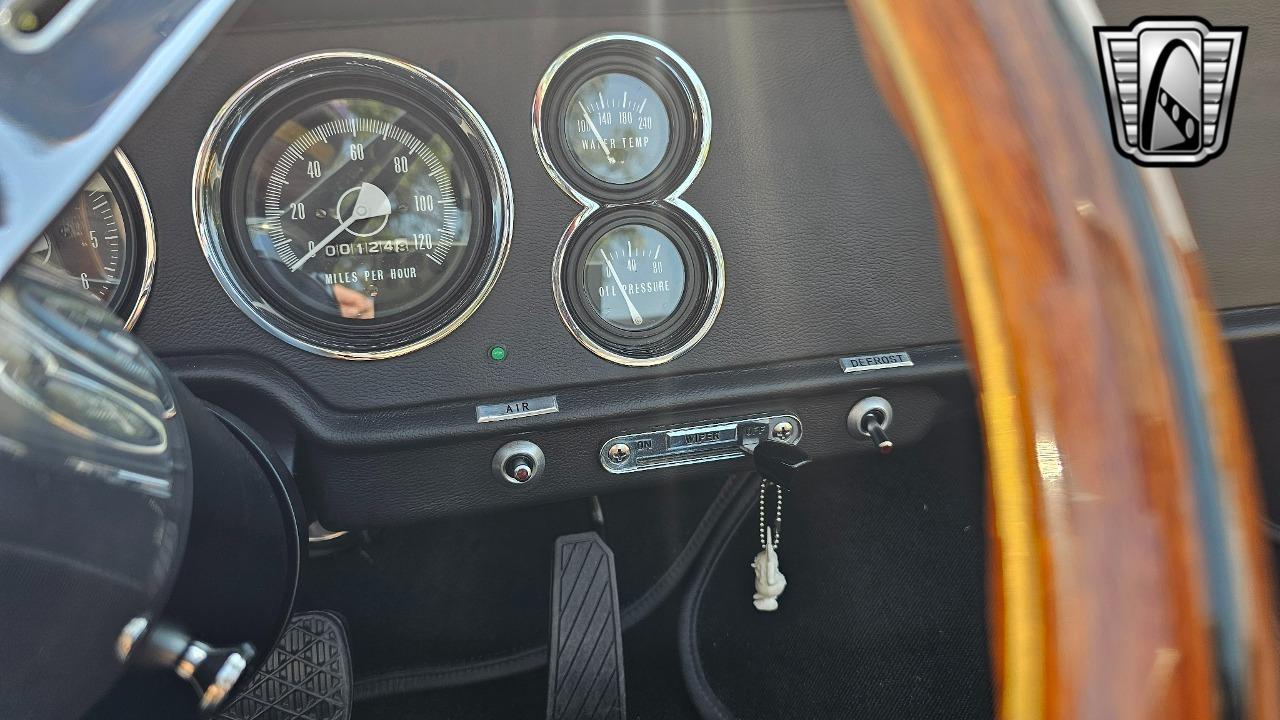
left=476, top=395, right=559, bottom=423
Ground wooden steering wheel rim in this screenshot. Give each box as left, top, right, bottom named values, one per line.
left=849, top=2, right=1279, bottom=718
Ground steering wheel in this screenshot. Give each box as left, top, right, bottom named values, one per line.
left=851, top=1, right=1280, bottom=718
left=1, top=0, right=1277, bottom=718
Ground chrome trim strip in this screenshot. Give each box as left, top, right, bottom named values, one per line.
left=193, top=50, right=514, bottom=360
left=112, top=148, right=156, bottom=331
left=600, top=414, right=801, bottom=474
left=0, top=0, right=235, bottom=278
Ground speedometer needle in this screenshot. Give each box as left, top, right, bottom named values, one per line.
left=599, top=249, right=644, bottom=326
left=579, top=101, right=616, bottom=165
left=288, top=182, right=391, bottom=272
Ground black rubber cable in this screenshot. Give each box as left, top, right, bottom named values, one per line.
left=353, top=472, right=757, bottom=701
left=677, top=472, right=761, bottom=720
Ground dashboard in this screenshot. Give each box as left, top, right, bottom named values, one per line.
left=22, top=0, right=1280, bottom=528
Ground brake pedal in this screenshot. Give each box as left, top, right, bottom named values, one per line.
left=217, top=611, right=352, bottom=720
left=547, top=532, right=627, bottom=720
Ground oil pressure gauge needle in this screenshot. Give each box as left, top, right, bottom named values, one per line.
left=578, top=101, right=616, bottom=165
left=598, top=249, right=644, bottom=326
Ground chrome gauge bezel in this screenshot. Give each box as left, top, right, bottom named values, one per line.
left=537, top=34, right=720, bottom=366
left=194, top=51, right=514, bottom=360
left=552, top=199, right=724, bottom=367
left=533, top=32, right=712, bottom=205
left=102, top=149, right=157, bottom=331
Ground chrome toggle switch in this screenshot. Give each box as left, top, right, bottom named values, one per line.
left=493, top=440, right=545, bottom=484
left=848, top=396, right=894, bottom=454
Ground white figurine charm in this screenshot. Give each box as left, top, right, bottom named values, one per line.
left=752, top=526, right=786, bottom=611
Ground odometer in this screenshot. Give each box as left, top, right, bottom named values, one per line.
left=196, top=52, right=512, bottom=359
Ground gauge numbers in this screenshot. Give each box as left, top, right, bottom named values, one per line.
left=27, top=173, right=127, bottom=303
left=583, top=224, right=684, bottom=331
left=241, top=99, right=479, bottom=325
left=563, top=73, right=670, bottom=186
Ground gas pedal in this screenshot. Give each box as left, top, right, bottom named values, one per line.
left=547, top=532, right=627, bottom=720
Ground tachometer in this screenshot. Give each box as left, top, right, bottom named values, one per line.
left=195, top=52, right=512, bottom=359
left=24, top=149, right=155, bottom=329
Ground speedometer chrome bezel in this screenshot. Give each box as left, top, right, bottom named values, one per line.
left=194, top=50, right=513, bottom=360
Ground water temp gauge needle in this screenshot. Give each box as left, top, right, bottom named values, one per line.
left=578, top=101, right=616, bottom=165
left=598, top=249, right=644, bottom=326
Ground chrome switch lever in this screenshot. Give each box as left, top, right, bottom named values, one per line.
left=117, top=619, right=254, bottom=713
left=862, top=413, right=893, bottom=453
left=848, top=396, right=895, bottom=455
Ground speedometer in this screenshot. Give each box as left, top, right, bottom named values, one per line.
left=195, top=52, right=512, bottom=359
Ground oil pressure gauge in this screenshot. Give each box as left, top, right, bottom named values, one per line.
left=554, top=203, right=722, bottom=366
left=583, top=223, right=686, bottom=331
left=534, top=33, right=710, bottom=203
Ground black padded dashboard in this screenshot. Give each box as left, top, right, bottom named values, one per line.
left=130, top=0, right=949, bottom=412
left=121, top=0, right=1280, bottom=527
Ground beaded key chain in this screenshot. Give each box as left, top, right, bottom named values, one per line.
left=751, top=478, right=786, bottom=611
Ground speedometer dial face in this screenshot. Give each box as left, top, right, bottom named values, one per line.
left=240, top=98, right=478, bottom=325
left=582, top=224, right=685, bottom=331
left=196, top=52, right=512, bottom=359
left=562, top=73, right=670, bottom=186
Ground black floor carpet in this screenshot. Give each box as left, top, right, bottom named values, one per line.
left=296, top=474, right=724, bottom=705
left=309, top=411, right=994, bottom=719
left=684, top=424, right=992, bottom=719
left=355, top=597, right=697, bottom=719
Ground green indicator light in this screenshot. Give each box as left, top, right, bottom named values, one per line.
left=489, top=345, right=508, bottom=362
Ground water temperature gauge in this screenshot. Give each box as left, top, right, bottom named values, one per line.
left=563, top=73, right=671, bottom=186
left=535, top=33, right=710, bottom=203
